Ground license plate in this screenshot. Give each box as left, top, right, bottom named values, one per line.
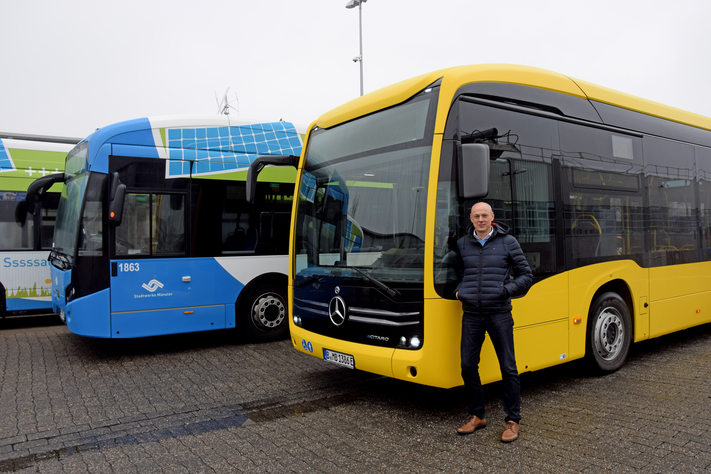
left=323, top=349, right=355, bottom=369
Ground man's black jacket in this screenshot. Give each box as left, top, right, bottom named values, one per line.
left=454, top=222, right=533, bottom=314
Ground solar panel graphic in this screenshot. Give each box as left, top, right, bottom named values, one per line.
left=0, top=139, right=15, bottom=172
left=161, top=122, right=302, bottom=178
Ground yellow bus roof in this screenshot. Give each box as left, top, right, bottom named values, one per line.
left=316, top=64, right=711, bottom=133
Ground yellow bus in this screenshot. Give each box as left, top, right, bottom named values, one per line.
left=248, top=64, right=711, bottom=388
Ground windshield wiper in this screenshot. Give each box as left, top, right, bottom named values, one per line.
left=294, top=275, right=326, bottom=289
left=344, top=265, right=401, bottom=300
left=297, top=265, right=401, bottom=299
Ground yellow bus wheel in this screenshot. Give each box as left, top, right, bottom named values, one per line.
left=587, top=292, right=631, bottom=373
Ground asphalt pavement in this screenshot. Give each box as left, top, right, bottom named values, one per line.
left=0, top=314, right=710, bottom=473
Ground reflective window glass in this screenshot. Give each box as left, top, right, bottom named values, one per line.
left=0, top=192, right=32, bottom=250
left=115, top=193, right=185, bottom=256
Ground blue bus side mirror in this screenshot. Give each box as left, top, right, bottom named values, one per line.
left=25, top=173, right=65, bottom=215
left=109, top=172, right=126, bottom=226
left=170, top=194, right=183, bottom=211
left=14, top=200, right=28, bottom=226
left=457, top=143, right=490, bottom=199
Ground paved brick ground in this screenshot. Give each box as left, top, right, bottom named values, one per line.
left=0, top=316, right=710, bottom=473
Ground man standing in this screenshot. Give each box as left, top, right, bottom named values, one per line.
left=455, top=202, right=532, bottom=443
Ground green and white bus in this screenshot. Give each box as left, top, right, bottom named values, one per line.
left=1, top=133, right=79, bottom=317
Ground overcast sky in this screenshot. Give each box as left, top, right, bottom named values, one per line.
left=2, top=0, right=710, bottom=139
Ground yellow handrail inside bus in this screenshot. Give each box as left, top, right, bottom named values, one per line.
left=571, top=214, right=602, bottom=234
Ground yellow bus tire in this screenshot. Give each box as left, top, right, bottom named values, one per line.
left=587, top=292, right=631, bottom=373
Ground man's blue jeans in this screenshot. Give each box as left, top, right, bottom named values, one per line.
left=460, top=311, right=521, bottom=423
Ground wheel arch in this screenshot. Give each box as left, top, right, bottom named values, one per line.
left=235, top=271, right=289, bottom=313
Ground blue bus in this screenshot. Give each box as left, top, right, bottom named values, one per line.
left=1, top=133, right=79, bottom=317
left=28, top=116, right=303, bottom=339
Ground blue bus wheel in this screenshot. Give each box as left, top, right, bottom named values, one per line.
left=240, top=284, right=288, bottom=342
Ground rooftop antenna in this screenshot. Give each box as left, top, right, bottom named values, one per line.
left=215, top=88, right=239, bottom=115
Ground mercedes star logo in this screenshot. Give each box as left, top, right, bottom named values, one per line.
left=329, top=296, right=347, bottom=326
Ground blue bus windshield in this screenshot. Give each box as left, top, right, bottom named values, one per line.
left=52, top=171, right=87, bottom=257
left=64, top=141, right=88, bottom=178
left=52, top=142, right=91, bottom=258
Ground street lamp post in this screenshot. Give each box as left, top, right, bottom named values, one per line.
left=345, top=0, right=366, bottom=96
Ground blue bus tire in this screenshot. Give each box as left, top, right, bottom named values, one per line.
left=239, top=283, right=289, bottom=342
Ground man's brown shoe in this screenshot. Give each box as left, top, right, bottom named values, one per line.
left=501, top=421, right=519, bottom=443
left=456, top=415, right=486, bottom=435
